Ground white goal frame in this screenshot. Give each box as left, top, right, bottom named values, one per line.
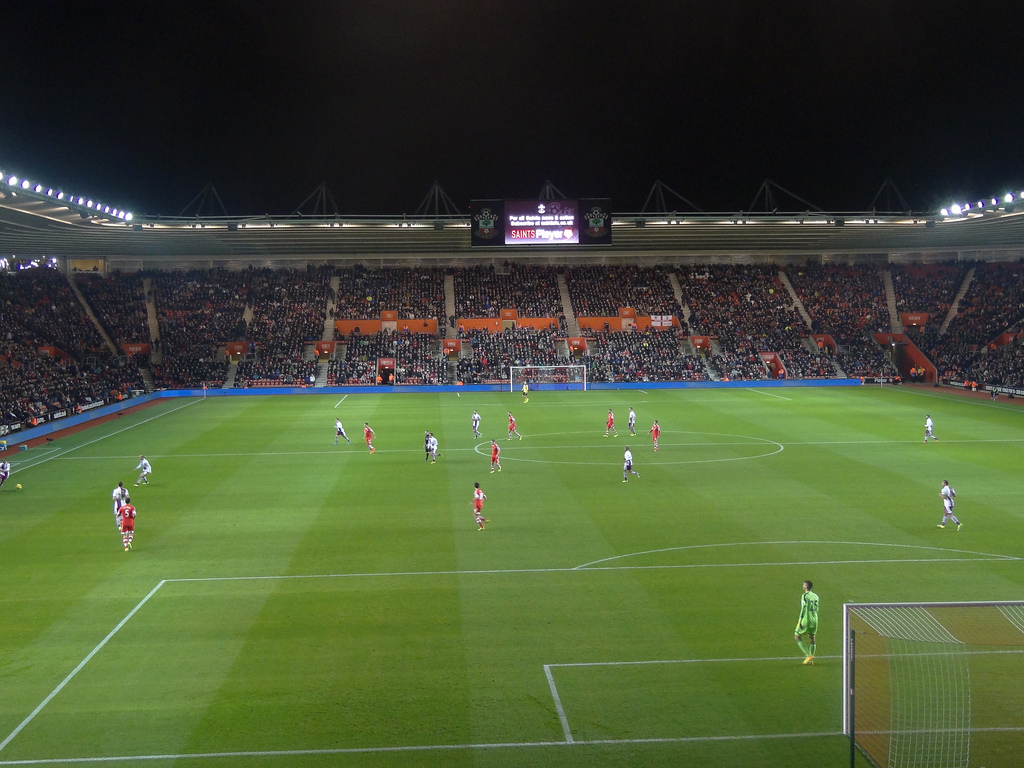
left=510, top=365, right=587, bottom=391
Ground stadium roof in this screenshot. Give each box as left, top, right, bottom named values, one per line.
left=2, top=182, right=1024, bottom=266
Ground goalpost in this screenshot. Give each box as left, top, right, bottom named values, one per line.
left=510, top=365, right=587, bottom=392
left=844, top=601, right=1024, bottom=768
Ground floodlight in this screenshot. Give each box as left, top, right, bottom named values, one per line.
left=46, top=189, right=53, bottom=196
left=56, top=192, right=64, bottom=200
left=125, top=212, right=133, bottom=221
left=940, top=208, right=949, bottom=217
left=7, top=176, right=17, bottom=185
left=963, top=203, right=971, bottom=211
left=77, top=197, right=84, bottom=205
left=33, top=184, right=42, bottom=193
left=86, top=200, right=93, bottom=208
left=1006, top=193, right=1015, bottom=203
left=20, top=180, right=30, bottom=189
left=951, top=204, right=962, bottom=215
left=103, top=206, right=110, bottom=213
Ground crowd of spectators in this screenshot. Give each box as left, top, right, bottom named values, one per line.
left=1, top=268, right=144, bottom=425
left=705, top=349, right=769, bottom=381
left=236, top=358, right=318, bottom=387
left=786, top=263, right=889, bottom=344
left=834, top=337, right=897, bottom=379
left=1, top=266, right=110, bottom=358
left=565, top=265, right=678, bottom=317
left=926, top=262, right=1024, bottom=382
left=785, top=263, right=896, bottom=378
left=246, top=266, right=332, bottom=358
left=583, top=329, right=709, bottom=383
left=10, top=261, right=1024, bottom=401
left=453, top=264, right=562, bottom=318
left=328, top=330, right=448, bottom=385
left=333, top=266, right=444, bottom=322
left=890, top=262, right=970, bottom=319
left=148, top=268, right=247, bottom=387
left=681, top=264, right=808, bottom=353
left=74, top=271, right=150, bottom=346
left=962, top=341, right=1024, bottom=388
left=779, top=349, right=838, bottom=378
left=456, top=327, right=566, bottom=384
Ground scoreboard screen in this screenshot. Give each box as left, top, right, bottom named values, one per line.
left=505, top=199, right=578, bottom=245
left=471, top=198, right=611, bottom=247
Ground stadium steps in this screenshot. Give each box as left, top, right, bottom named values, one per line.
left=777, top=270, right=814, bottom=330
left=881, top=270, right=903, bottom=332
left=223, top=361, right=239, bottom=388
left=556, top=273, right=580, bottom=336
left=69, top=274, right=118, bottom=356
left=667, top=271, right=690, bottom=327
left=703, top=355, right=719, bottom=380
left=314, top=362, right=329, bottom=387
left=143, top=277, right=163, bottom=364
left=444, top=273, right=456, bottom=338
left=940, top=266, right=975, bottom=335
left=140, top=368, right=157, bottom=392
left=323, top=275, right=340, bottom=341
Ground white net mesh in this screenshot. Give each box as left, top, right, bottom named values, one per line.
left=846, top=602, right=1024, bottom=768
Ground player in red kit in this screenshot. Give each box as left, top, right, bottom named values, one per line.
left=473, top=483, right=488, bottom=530
left=363, top=422, right=376, bottom=453
left=490, top=440, right=502, bottom=473
left=507, top=412, right=522, bottom=440
left=605, top=409, right=618, bottom=437
left=649, top=419, right=661, bottom=451
left=119, top=503, right=136, bottom=551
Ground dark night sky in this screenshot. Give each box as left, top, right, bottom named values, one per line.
left=2, top=2, right=1022, bottom=217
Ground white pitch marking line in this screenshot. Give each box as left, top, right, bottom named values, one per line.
left=0, top=581, right=167, bottom=755
left=548, top=654, right=840, bottom=669
left=543, top=665, right=574, bottom=743
left=573, top=540, right=1018, bottom=570
left=334, top=395, right=347, bottom=407
left=749, top=388, right=791, bottom=401
left=0, top=732, right=845, bottom=765
left=7, top=399, right=204, bottom=476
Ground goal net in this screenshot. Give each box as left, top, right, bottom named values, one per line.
left=510, top=365, right=587, bottom=391
left=844, top=601, right=1024, bottom=768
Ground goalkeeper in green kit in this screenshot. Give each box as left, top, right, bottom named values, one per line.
left=794, top=580, right=819, bottom=665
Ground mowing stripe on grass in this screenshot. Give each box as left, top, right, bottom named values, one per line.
left=0, top=582, right=168, bottom=755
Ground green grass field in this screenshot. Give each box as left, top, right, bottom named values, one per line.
left=1, top=385, right=1022, bottom=767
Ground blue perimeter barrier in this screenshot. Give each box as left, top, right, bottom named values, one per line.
left=3, top=378, right=862, bottom=449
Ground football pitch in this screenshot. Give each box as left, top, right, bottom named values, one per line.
left=1, top=386, right=1022, bottom=767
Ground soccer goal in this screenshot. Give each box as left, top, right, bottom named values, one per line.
left=844, top=601, right=1024, bottom=768
left=510, top=365, right=587, bottom=391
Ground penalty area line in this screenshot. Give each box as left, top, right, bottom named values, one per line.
left=0, top=732, right=844, bottom=765
left=334, top=395, right=348, bottom=407
left=0, top=582, right=167, bottom=755
left=749, top=389, right=791, bottom=401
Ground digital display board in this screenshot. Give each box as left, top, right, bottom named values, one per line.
left=471, top=198, right=611, bottom=247
left=505, top=199, right=579, bottom=244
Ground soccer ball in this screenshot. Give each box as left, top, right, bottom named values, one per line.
left=16, top=483, right=22, bottom=490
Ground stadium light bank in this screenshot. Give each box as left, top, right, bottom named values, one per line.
left=0, top=168, right=132, bottom=223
